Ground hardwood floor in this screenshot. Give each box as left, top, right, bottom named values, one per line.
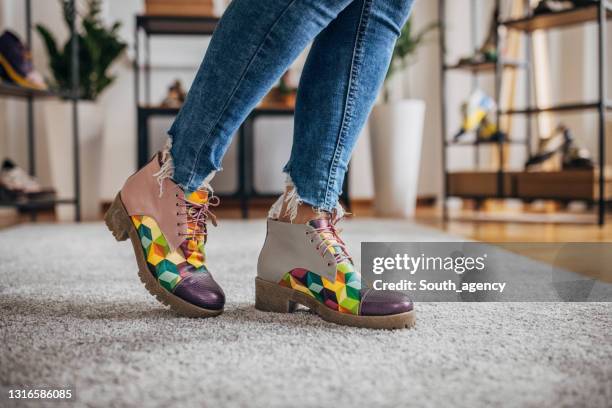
left=413, top=207, right=612, bottom=243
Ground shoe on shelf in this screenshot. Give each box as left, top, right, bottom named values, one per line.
left=563, top=144, right=594, bottom=170
left=0, top=30, right=46, bottom=90
left=1, top=158, right=42, bottom=194
left=456, top=7, right=498, bottom=66
left=457, top=48, right=497, bottom=66
left=533, top=0, right=572, bottom=15
left=160, top=79, right=186, bottom=108
left=476, top=116, right=507, bottom=144
left=525, top=124, right=594, bottom=170
left=453, top=89, right=499, bottom=142
left=256, top=217, right=415, bottom=329
left=104, top=153, right=225, bottom=317
left=533, top=0, right=596, bottom=15
left=0, top=158, right=55, bottom=196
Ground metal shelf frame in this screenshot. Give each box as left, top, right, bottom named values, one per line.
left=0, top=0, right=81, bottom=221
left=134, top=15, right=351, bottom=219
left=438, top=0, right=609, bottom=225
left=134, top=15, right=221, bottom=172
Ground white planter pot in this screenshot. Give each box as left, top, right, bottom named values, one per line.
left=44, top=100, right=104, bottom=221
left=369, top=99, right=425, bottom=218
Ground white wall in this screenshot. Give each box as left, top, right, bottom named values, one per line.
left=1, top=0, right=611, bottom=209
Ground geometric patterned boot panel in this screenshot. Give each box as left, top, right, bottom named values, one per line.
left=132, top=215, right=208, bottom=292
left=279, top=263, right=361, bottom=315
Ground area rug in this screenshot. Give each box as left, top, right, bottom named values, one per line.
left=0, top=220, right=610, bottom=407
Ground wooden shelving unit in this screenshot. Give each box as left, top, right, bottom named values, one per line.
left=135, top=15, right=219, bottom=35
left=439, top=0, right=611, bottom=225
left=134, top=15, right=220, bottom=167
left=0, top=83, right=65, bottom=99
left=0, top=0, right=81, bottom=221
left=444, top=59, right=526, bottom=72
left=447, top=169, right=612, bottom=202
left=501, top=3, right=612, bottom=31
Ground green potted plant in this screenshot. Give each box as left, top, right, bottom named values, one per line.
left=37, top=0, right=126, bottom=220
left=369, top=18, right=437, bottom=218
left=36, top=0, right=126, bottom=100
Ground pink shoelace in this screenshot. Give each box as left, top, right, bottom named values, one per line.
left=307, top=221, right=353, bottom=265
left=176, top=194, right=219, bottom=241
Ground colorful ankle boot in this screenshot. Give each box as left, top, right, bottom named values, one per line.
left=256, top=218, right=415, bottom=329
left=104, top=154, right=225, bottom=317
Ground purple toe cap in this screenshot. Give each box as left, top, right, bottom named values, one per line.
left=360, top=289, right=413, bottom=316
left=173, top=273, right=225, bottom=311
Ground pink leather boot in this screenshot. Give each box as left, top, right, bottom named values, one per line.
left=104, top=153, right=224, bottom=317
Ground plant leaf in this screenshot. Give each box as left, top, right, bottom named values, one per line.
left=36, top=0, right=126, bottom=100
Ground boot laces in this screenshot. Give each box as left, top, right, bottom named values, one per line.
left=308, top=221, right=352, bottom=264
left=177, top=194, right=219, bottom=241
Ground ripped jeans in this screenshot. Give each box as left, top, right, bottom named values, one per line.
left=168, top=0, right=414, bottom=214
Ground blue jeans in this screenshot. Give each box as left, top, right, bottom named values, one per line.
left=169, top=0, right=414, bottom=212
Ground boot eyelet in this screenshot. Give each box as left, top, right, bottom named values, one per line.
left=327, top=262, right=332, bottom=267
left=310, top=239, right=314, bottom=243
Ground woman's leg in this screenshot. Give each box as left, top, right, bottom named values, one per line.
left=257, top=0, right=416, bottom=329
left=168, top=0, right=357, bottom=190
left=275, top=0, right=415, bottom=220
left=109, top=0, right=371, bottom=318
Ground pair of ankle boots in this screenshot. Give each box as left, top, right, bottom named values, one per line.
left=105, top=154, right=415, bottom=329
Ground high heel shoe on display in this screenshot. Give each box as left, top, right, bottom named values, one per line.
left=453, top=89, right=507, bottom=144
left=525, top=124, right=594, bottom=170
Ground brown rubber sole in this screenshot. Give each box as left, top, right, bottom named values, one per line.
left=255, top=277, right=415, bottom=330
left=104, top=193, right=223, bottom=318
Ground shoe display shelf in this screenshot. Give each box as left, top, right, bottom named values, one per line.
left=439, top=0, right=612, bottom=225
left=448, top=168, right=612, bottom=202
left=134, top=14, right=220, bottom=169
left=0, top=0, right=82, bottom=221
left=134, top=15, right=351, bottom=219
